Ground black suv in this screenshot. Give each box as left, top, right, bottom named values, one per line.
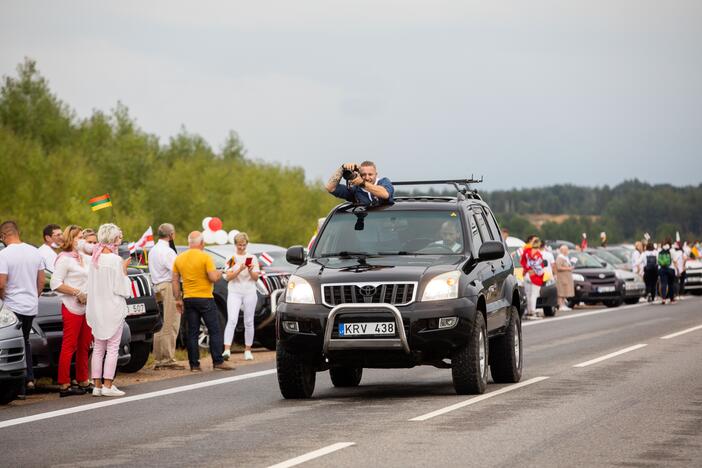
left=276, top=179, right=523, bottom=398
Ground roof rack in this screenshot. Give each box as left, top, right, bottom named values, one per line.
left=393, top=177, right=484, bottom=201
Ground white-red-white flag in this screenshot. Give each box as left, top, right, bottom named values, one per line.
left=259, top=252, right=274, bottom=266
left=135, top=226, right=155, bottom=250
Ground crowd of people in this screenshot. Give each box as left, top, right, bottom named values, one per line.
left=513, top=231, right=698, bottom=320
left=0, top=220, right=269, bottom=400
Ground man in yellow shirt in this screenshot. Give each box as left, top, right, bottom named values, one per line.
left=172, top=231, right=234, bottom=371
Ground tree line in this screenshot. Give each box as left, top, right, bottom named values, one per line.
left=0, top=59, right=337, bottom=247
left=2, top=59, right=699, bottom=248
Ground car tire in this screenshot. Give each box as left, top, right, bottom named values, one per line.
left=452, top=312, right=488, bottom=395
left=566, top=299, right=578, bottom=308
left=329, top=367, right=363, bottom=387
left=0, top=381, right=22, bottom=405
left=489, top=306, right=523, bottom=384
left=277, top=347, right=316, bottom=399
left=604, top=299, right=622, bottom=308
left=119, top=341, right=151, bottom=373
left=543, top=306, right=556, bottom=317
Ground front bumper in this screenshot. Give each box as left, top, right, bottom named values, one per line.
left=684, top=273, right=702, bottom=290
left=277, top=297, right=479, bottom=367
left=0, top=329, right=26, bottom=383
left=573, top=281, right=622, bottom=302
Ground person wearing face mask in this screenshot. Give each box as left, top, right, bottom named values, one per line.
left=149, top=223, right=183, bottom=370
left=79, top=228, right=98, bottom=255
left=38, top=224, right=63, bottom=273
left=86, top=223, right=133, bottom=396
left=222, top=232, right=261, bottom=361
left=50, top=225, right=93, bottom=397
left=325, top=161, right=394, bottom=206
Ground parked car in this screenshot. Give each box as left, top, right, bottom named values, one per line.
left=175, top=243, right=295, bottom=351
left=505, top=236, right=558, bottom=317
left=545, top=239, right=577, bottom=251
left=683, top=259, right=702, bottom=295
left=566, top=251, right=623, bottom=308
left=603, top=246, right=634, bottom=266
left=586, top=249, right=645, bottom=304
left=0, top=302, right=26, bottom=404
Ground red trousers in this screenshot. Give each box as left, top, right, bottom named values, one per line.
left=58, top=305, right=93, bottom=385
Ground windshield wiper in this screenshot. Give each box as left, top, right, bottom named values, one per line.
left=319, top=251, right=377, bottom=259
left=377, top=251, right=411, bottom=255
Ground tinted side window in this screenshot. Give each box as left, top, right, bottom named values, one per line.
left=473, top=208, right=491, bottom=243
left=482, top=207, right=502, bottom=242
left=467, top=212, right=482, bottom=255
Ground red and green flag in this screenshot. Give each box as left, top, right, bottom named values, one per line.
left=89, top=193, right=112, bottom=212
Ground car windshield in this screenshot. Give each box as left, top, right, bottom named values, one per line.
left=606, top=247, right=632, bottom=263
left=569, top=252, right=605, bottom=269
left=312, top=209, right=465, bottom=256
left=593, top=249, right=623, bottom=265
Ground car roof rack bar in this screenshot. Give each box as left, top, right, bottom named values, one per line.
left=393, top=177, right=484, bottom=200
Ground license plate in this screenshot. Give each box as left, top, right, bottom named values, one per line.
left=127, top=303, right=146, bottom=316
left=339, top=322, right=395, bottom=336
left=598, top=286, right=616, bottom=293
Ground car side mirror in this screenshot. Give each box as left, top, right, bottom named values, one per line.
left=286, top=245, right=307, bottom=266
left=600, top=261, right=607, bottom=267
left=478, top=241, right=505, bottom=262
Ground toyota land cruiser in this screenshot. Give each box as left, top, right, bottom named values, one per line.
left=275, top=179, right=523, bottom=398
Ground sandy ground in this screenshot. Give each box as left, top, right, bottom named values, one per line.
left=3, top=347, right=275, bottom=409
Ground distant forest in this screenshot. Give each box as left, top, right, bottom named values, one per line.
left=2, top=58, right=699, bottom=247
left=400, top=181, right=702, bottom=243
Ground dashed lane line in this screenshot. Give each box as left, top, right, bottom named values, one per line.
left=572, top=344, right=648, bottom=368
left=267, top=442, right=356, bottom=468
left=660, top=324, right=702, bottom=340
left=0, top=368, right=277, bottom=430
left=409, top=376, right=550, bottom=422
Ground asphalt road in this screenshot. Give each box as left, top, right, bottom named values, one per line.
left=1, top=297, right=701, bottom=467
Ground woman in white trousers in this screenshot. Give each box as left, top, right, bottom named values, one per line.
left=223, top=232, right=261, bottom=361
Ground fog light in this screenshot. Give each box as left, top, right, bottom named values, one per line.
left=283, top=320, right=300, bottom=333
left=438, top=317, right=458, bottom=329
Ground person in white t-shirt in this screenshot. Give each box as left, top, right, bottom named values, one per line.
left=149, top=223, right=183, bottom=369
left=38, top=223, right=63, bottom=272
left=222, top=232, right=261, bottom=361
left=50, top=225, right=93, bottom=397
left=0, top=220, right=45, bottom=397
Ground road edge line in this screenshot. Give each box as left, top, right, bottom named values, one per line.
left=572, top=344, right=647, bottom=368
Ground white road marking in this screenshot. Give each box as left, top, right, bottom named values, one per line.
left=409, top=376, right=550, bottom=422
left=572, top=344, right=648, bottom=368
left=660, top=324, right=702, bottom=340
left=0, top=368, right=277, bottom=430
left=522, top=296, right=696, bottom=327
left=267, top=442, right=356, bottom=468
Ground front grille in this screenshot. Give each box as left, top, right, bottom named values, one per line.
left=0, top=347, right=24, bottom=364
left=322, top=283, right=417, bottom=307
left=261, top=274, right=290, bottom=294
left=128, top=274, right=153, bottom=298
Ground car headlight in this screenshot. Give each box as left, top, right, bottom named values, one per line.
left=422, top=271, right=460, bottom=302
left=0, top=307, right=18, bottom=328
left=285, top=275, right=315, bottom=304
left=572, top=273, right=585, bottom=282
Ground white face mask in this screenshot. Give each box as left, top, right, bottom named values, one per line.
left=50, top=242, right=59, bottom=249
left=78, top=239, right=95, bottom=255
left=663, top=244, right=670, bottom=250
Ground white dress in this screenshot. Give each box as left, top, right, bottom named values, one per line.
left=86, top=253, right=131, bottom=340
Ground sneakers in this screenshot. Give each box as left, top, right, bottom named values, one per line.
left=59, top=386, right=86, bottom=398
left=560, top=305, right=572, bottom=311
left=190, top=366, right=203, bottom=372
left=100, top=385, right=125, bottom=397
left=244, top=350, right=254, bottom=361
left=92, top=387, right=102, bottom=397
left=222, top=349, right=231, bottom=361
left=213, top=362, right=236, bottom=371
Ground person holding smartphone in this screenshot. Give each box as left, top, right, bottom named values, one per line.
left=222, top=232, right=260, bottom=361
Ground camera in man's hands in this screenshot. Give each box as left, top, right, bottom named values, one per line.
left=342, top=164, right=360, bottom=183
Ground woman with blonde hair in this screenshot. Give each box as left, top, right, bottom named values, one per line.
left=50, top=225, right=93, bottom=397
left=86, top=223, right=131, bottom=397
left=222, top=232, right=261, bottom=361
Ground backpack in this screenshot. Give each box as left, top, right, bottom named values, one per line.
left=658, top=250, right=672, bottom=268
left=645, top=254, right=658, bottom=270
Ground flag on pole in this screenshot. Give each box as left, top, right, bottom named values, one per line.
left=259, top=252, right=274, bottom=266
left=129, top=227, right=154, bottom=256
left=89, top=194, right=112, bottom=212
left=580, top=232, right=588, bottom=250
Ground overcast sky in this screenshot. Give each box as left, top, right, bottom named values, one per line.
left=1, top=1, right=701, bottom=190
